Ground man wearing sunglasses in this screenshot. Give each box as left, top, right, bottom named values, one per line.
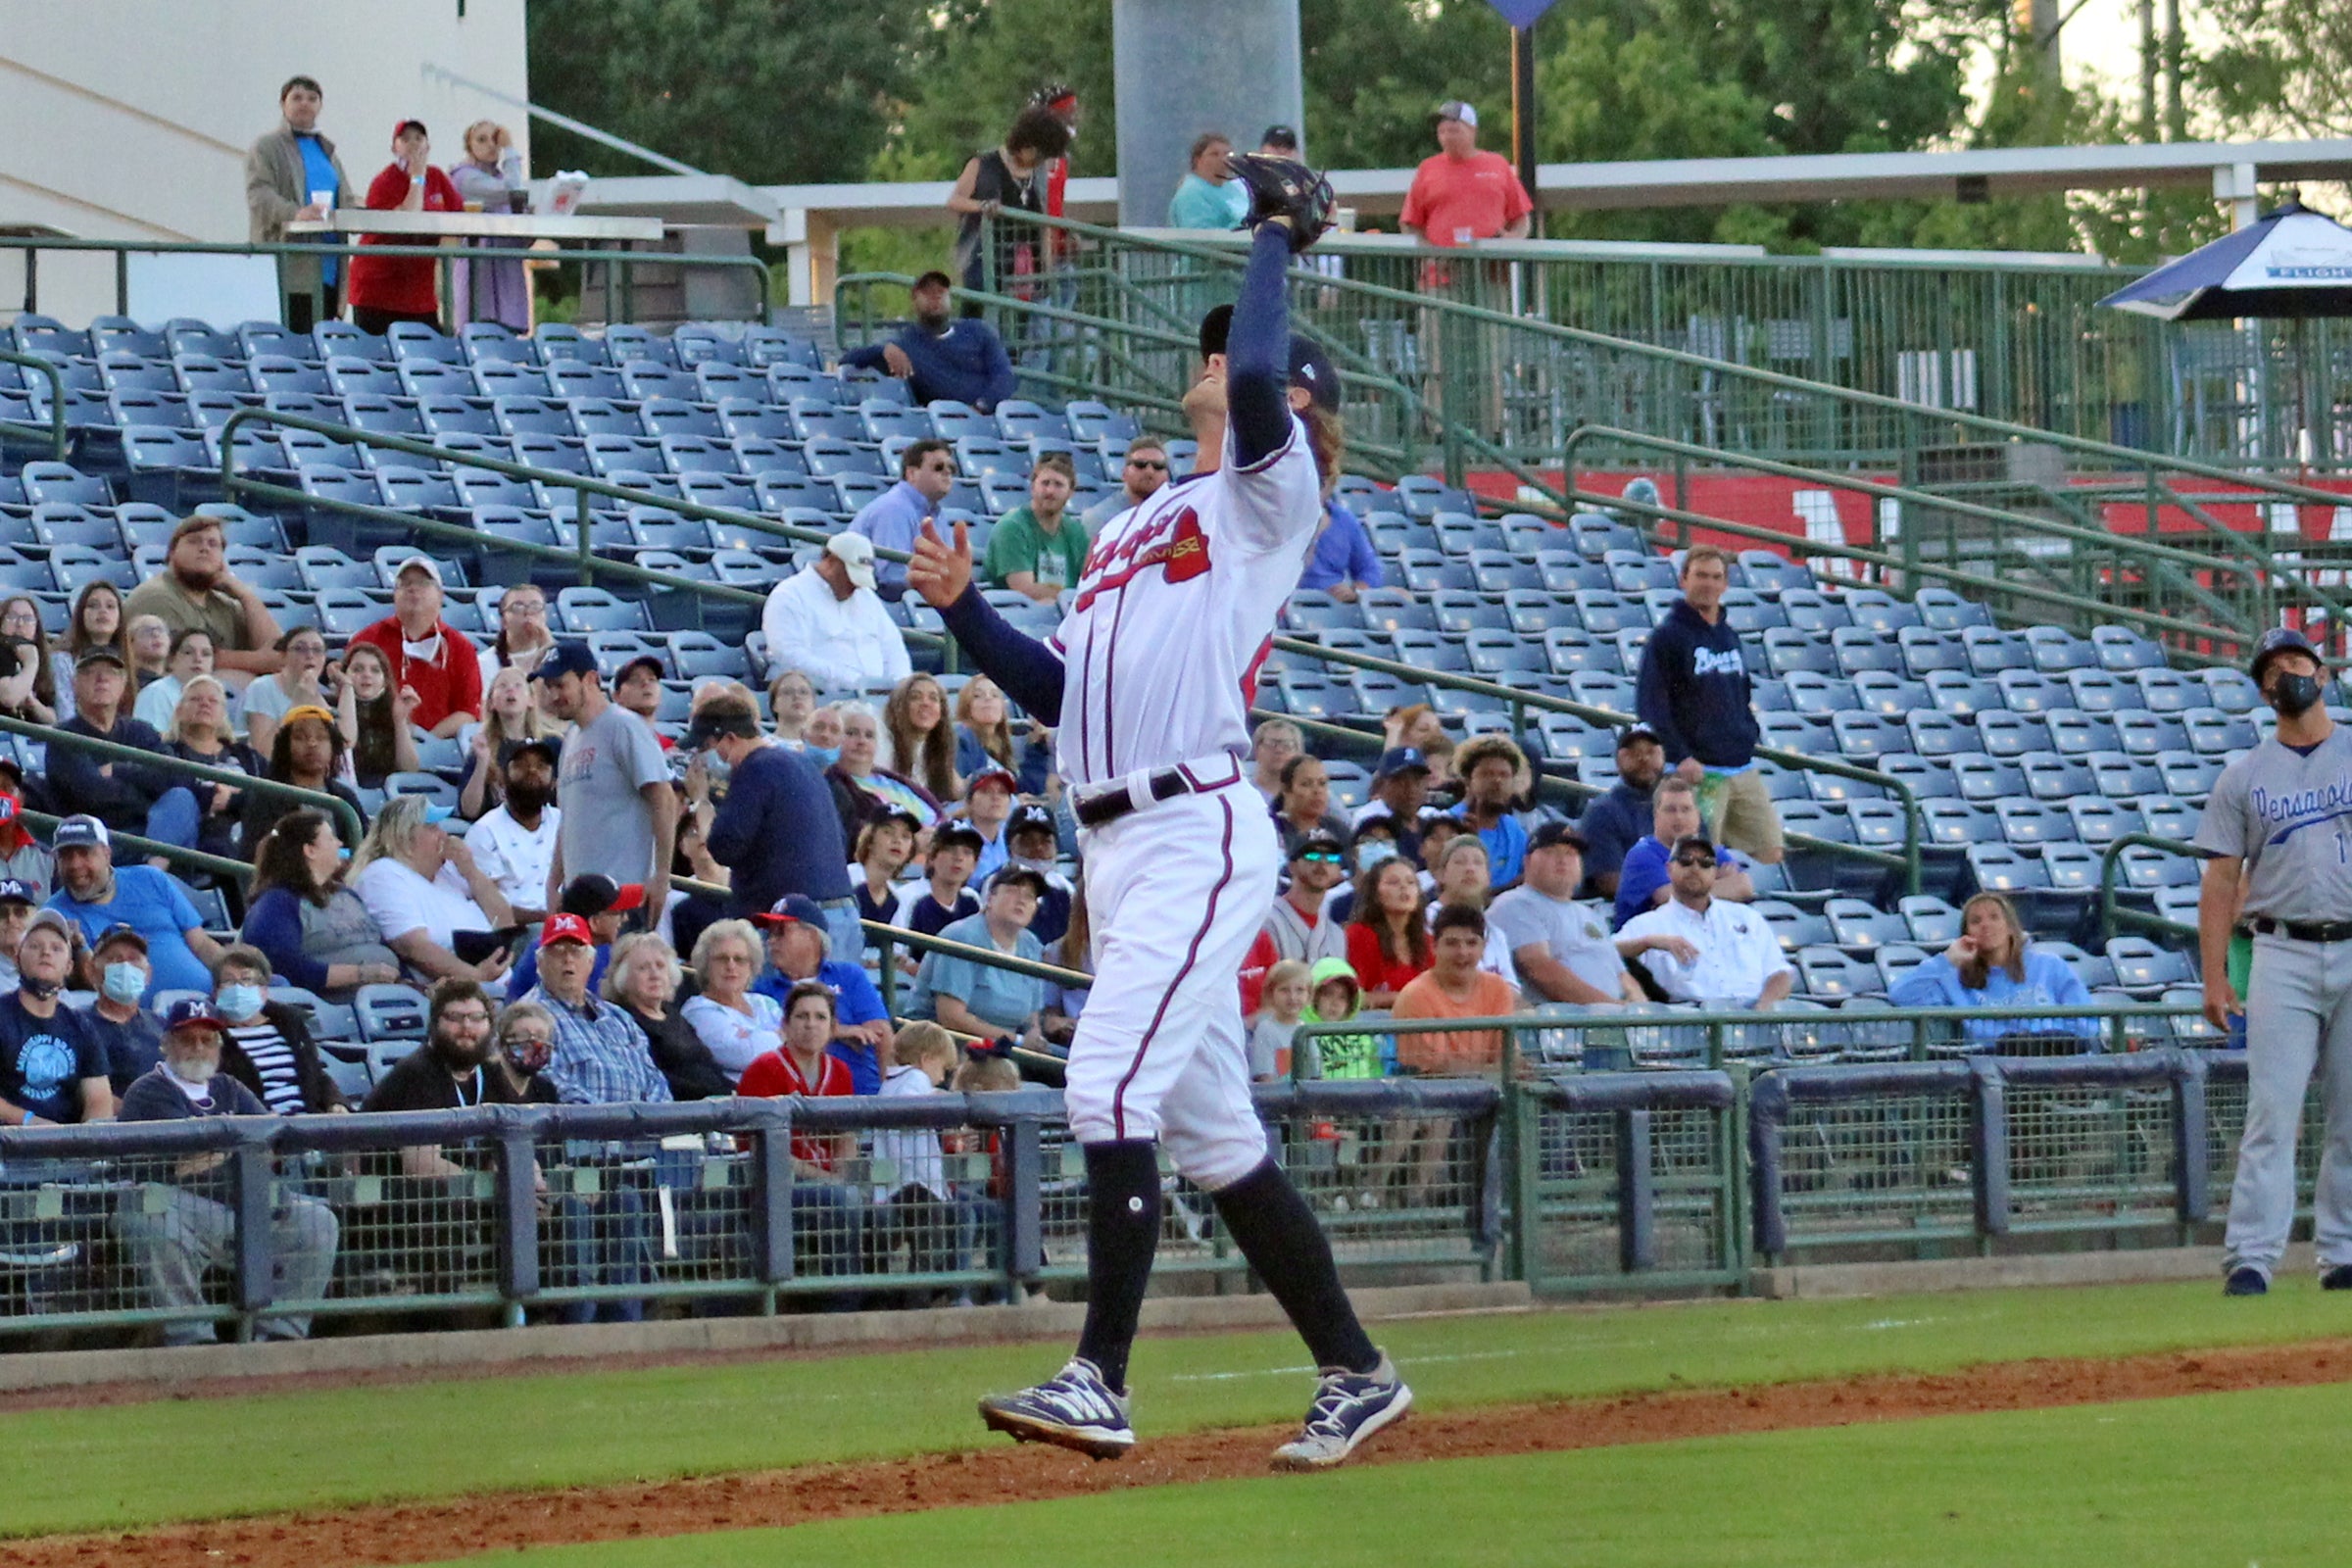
left=1084, top=437, right=1172, bottom=530
left=1240, top=830, right=1351, bottom=1016
left=1615, top=834, right=1792, bottom=1009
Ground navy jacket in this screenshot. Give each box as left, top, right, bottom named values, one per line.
left=708, top=742, right=852, bottom=916
left=840, top=320, right=1016, bottom=413
left=1634, top=600, right=1760, bottom=769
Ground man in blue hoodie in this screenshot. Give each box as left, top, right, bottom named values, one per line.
left=1633, top=544, right=1783, bottom=865
left=838, top=271, right=1017, bottom=413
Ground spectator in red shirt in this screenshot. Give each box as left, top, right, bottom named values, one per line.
left=735, top=978, right=860, bottom=1288
left=346, top=120, right=463, bottom=334
left=347, top=556, right=482, bottom=740
left=1346, top=857, right=1432, bottom=1009
left=1399, top=101, right=1533, bottom=250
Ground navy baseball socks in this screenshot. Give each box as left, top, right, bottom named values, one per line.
left=980, top=1144, right=1410, bottom=1468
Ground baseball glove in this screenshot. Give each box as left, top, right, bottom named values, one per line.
left=1224, top=153, right=1336, bottom=255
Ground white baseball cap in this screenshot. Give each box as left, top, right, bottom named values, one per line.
left=825, top=533, right=878, bottom=592
left=393, top=555, right=444, bottom=586
left=1435, top=100, right=1478, bottom=128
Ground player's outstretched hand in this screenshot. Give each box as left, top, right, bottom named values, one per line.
left=906, top=516, right=974, bottom=610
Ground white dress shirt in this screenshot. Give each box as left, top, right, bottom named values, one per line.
left=1618, top=895, right=1793, bottom=1005
left=760, top=564, right=912, bottom=693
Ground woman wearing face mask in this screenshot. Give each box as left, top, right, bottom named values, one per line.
left=241, top=624, right=336, bottom=758
left=210, top=943, right=347, bottom=1113
left=0, top=596, right=56, bottom=724
left=240, top=706, right=368, bottom=852
left=53, top=581, right=126, bottom=724
left=242, top=808, right=402, bottom=1003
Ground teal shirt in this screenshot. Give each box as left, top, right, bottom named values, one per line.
left=909, top=912, right=1048, bottom=1033
left=1168, top=173, right=1249, bottom=229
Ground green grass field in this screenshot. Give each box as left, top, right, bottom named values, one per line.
left=401, top=1382, right=2345, bottom=1568
left=4, top=1276, right=2348, bottom=1541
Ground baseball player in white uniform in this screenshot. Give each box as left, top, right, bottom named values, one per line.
left=2197, top=626, right=2352, bottom=1295
left=906, top=158, right=1411, bottom=1471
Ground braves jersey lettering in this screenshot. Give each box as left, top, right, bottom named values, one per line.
left=1692, top=646, right=1746, bottom=678
left=1053, top=416, right=1321, bottom=791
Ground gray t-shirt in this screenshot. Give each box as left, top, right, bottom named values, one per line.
left=1488, top=886, right=1626, bottom=999
left=557, top=702, right=671, bottom=887
left=2194, top=728, right=2352, bottom=923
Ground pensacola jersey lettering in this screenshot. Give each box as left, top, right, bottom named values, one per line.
left=2250, top=778, right=2352, bottom=844
left=1051, top=415, right=1321, bottom=791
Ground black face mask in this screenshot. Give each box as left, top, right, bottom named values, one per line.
left=2270, top=672, right=2325, bottom=719
left=18, top=976, right=58, bottom=1000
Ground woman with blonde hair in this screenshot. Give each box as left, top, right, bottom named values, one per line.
left=161, top=675, right=266, bottom=862
left=447, top=119, right=531, bottom=330
left=459, top=663, right=562, bottom=818
left=953, top=674, right=1050, bottom=795
left=883, top=673, right=961, bottom=803
left=1887, top=891, right=2098, bottom=1049
left=348, top=795, right=516, bottom=988
left=603, top=930, right=731, bottom=1099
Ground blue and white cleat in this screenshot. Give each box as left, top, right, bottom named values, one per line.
left=978, top=1357, right=1136, bottom=1459
left=1270, top=1353, right=1413, bottom=1471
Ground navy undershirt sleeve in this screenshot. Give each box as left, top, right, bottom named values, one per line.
left=940, top=585, right=1066, bottom=720
left=1227, top=225, right=1294, bottom=470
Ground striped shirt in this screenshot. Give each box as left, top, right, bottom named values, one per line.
left=226, top=1019, right=304, bottom=1115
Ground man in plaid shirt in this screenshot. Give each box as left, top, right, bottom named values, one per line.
left=521, top=914, right=671, bottom=1105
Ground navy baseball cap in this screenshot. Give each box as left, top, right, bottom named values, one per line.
left=530, top=642, right=600, bottom=683
left=1374, top=747, right=1431, bottom=782
left=93, top=921, right=148, bottom=955
left=932, top=819, right=986, bottom=854
left=1007, top=802, right=1057, bottom=837
left=752, top=893, right=827, bottom=929
left=987, top=863, right=1050, bottom=897
left=0, top=879, right=34, bottom=907
left=1529, top=820, right=1588, bottom=854
left=160, top=997, right=226, bottom=1035
left=1195, top=307, right=1342, bottom=412
left=1293, top=830, right=1346, bottom=860
left=53, top=814, right=109, bottom=851
left=562, top=873, right=644, bottom=917
left=1616, top=723, right=1663, bottom=750
left=967, top=763, right=1017, bottom=794
left=507, top=736, right=560, bottom=769
left=2250, top=626, right=2325, bottom=682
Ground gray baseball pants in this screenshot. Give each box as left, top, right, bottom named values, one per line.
left=118, top=1188, right=339, bottom=1346
left=2224, top=933, right=2352, bottom=1279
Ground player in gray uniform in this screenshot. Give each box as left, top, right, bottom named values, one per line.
left=2195, top=626, right=2352, bottom=1295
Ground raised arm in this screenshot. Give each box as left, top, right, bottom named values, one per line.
left=910, top=519, right=1066, bottom=720
left=1226, top=224, right=1295, bottom=471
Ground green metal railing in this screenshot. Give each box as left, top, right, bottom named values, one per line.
left=976, top=211, right=2352, bottom=588
left=3, top=234, right=771, bottom=325
left=0, top=349, right=68, bottom=462
left=1012, top=215, right=2352, bottom=472
left=2098, top=832, right=2204, bottom=945
left=3, top=711, right=365, bottom=848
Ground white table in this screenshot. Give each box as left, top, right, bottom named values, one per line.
left=284, top=211, right=663, bottom=243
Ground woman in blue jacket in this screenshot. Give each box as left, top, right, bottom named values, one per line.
left=1887, top=892, right=2099, bottom=1049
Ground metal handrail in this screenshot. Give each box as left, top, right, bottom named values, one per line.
left=0, top=350, right=69, bottom=462
left=1267, top=632, right=1920, bottom=893
left=1, top=712, right=366, bottom=845
left=2097, top=831, right=2204, bottom=945
left=3, top=234, right=771, bottom=323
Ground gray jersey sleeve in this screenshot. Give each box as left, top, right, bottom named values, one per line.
left=2193, top=754, right=2254, bottom=860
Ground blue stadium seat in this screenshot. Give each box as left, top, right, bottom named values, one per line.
left=1896, top=627, right=1968, bottom=678
left=2024, top=624, right=2097, bottom=673
left=2091, top=624, right=2167, bottom=671
left=2063, top=668, right=2139, bottom=713
left=1947, top=755, right=2023, bottom=802
left=2016, top=751, right=2093, bottom=802
left=492, top=395, right=574, bottom=438
left=1914, top=587, right=1992, bottom=629
left=546, top=361, right=627, bottom=401
left=1975, top=710, right=2047, bottom=759
left=460, top=321, right=538, bottom=366
left=387, top=321, right=465, bottom=364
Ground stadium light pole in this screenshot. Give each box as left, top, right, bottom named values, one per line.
left=1510, top=24, right=1540, bottom=240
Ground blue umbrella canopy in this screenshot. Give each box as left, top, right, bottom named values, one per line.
left=2100, top=200, right=2352, bottom=321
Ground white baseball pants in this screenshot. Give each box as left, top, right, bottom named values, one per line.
left=1063, top=779, right=1281, bottom=1192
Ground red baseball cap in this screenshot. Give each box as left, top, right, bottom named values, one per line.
left=539, top=912, right=595, bottom=949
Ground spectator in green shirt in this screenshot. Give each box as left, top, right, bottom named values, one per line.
left=981, top=454, right=1091, bottom=604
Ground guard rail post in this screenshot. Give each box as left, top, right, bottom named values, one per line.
left=2174, top=1047, right=2213, bottom=1232
left=229, top=1130, right=278, bottom=1344
left=493, top=1113, right=541, bottom=1327
left=1004, top=1116, right=1047, bottom=1287
left=1968, top=1056, right=2010, bottom=1250
left=751, top=1105, right=796, bottom=1311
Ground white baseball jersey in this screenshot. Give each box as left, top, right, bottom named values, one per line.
left=1049, top=415, right=1321, bottom=791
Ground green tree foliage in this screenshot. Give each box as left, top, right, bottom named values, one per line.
left=2199, top=0, right=2352, bottom=138
left=526, top=0, right=948, bottom=185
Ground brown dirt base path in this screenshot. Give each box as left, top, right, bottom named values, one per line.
left=7, top=1338, right=2350, bottom=1568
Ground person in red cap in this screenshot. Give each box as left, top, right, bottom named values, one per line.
left=519, top=912, right=669, bottom=1109
left=345, top=118, right=463, bottom=334
left=506, top=872, right=642, bottom=999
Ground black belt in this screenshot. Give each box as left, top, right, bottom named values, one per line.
left=2251, top=917, right=2352, bottom=943
left=1075, top=766, right=1200, bottom=828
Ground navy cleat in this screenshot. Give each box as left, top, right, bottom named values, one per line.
left=978, top=1358, right=1136, bottom=1459
left=2225, top=1266, right=2269, bottom=1297
left=1270, top=1352, right=1413, bottom=1471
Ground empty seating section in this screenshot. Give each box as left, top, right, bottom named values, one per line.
left=2, top=311, right=2235, bottom=1028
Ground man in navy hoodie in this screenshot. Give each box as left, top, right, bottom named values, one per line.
left=1633, top=544, right=1783, bottom=864
left=838, top=270, right=1017, bottom=413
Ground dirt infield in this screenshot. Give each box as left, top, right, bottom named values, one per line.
left=6, top=1338, right=2346, bottom=1568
